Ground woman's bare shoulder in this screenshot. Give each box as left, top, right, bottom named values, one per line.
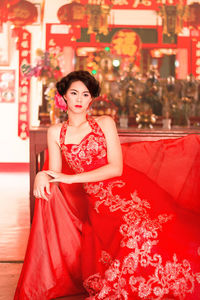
left=94, top=115, right=116, bottom=129
left=94, top=116, right=118, bottom=139
left=47, top=123, right=63, bottom=141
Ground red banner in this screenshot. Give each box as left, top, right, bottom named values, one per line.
left=192, top=40, right=200, bottom=80
left=190, top=29, right=200, bottom=80
left=18, top=28, right=31, bottom=140
left=79, top=0, right=183, bottom=10
left=112, top=0, right=158, bottom=10
left=106, top=0, right=184, bottom=10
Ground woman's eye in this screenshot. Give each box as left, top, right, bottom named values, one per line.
left=83, top=93, right=89, bottom=97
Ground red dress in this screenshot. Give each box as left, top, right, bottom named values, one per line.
left=14, top=117, right=200, bottom=299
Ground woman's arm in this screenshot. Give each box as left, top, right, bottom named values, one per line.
left=47, top=124, right=62, bottom=172
left=46, top=116, right=123, bottom=184
left=33, top=124, right=62, bottom=200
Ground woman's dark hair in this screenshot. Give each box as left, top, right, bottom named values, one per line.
left=56, top=70, right=101, bottom=98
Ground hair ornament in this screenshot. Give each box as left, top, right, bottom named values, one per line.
left=55, top=92, right=67, bottom=111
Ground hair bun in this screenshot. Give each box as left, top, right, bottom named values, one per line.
left=56, top=70, right=101, bottom=98
left=56, top=79, right=67, bottom=96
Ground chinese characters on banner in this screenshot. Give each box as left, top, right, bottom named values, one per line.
left=104, top=0, right=184, bottom=10
left=195, top=41, right=200, bottom=80
left=18, top=29, right=31, bottom=140
left=80, top=0, right=183, bottom=10
left=191, top=37, right=200, bottom=80
left=111, top=30, right=141, bottom=66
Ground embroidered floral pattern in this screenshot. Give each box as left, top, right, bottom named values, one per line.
left=60, top=116, right=200, bottom=299
left=83, top=183, right=200, bottom=299
left=84, top=180, right=126, bottom=213
left=88, top=252, right=199, bottom=299
left=60, top=117, right=107, bottom=173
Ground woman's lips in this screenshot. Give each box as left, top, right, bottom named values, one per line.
left=75, top=105, right=82, bottom=108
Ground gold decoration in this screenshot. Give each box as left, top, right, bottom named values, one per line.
left=89, top=94, right=117, bottom=120
left=158, top=1, right=187, bottom=37
left=136, top=112, right=157, bottom=129
left=111, top=30, right=141, bottom=57
left=86, top=0, right=112, bottom=35
left=44, top=83, right=60, bottom=124
left=136, top=102, right=157, bottom=129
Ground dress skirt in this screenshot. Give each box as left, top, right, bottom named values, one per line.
left=14, top=135, right=200, bottom=299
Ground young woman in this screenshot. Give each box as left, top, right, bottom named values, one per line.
left=15, top=70, right=200, bottom=299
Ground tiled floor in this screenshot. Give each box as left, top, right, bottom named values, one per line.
left=0, top=172, right=85, bottom=300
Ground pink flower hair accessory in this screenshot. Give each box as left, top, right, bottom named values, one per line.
left=55, top=92, right=67, bottom=111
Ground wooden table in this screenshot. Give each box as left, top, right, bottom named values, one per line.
left=30, top=125, right=200, bottom=223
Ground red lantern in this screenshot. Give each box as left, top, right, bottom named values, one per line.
left=0, top=0, right=20, bottom=25
left=187, top=2, right=200, bottom=29
left=57, top=1, right=85, bottom=26
left=7, top=0, right=38, bottom=27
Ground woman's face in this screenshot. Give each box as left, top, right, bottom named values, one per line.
left=64, top=80, right=92, bottom=113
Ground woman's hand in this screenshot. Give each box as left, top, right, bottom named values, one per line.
left=33, top=171, right=51, bottom=201
left=44, top=170, right=74, bottom=184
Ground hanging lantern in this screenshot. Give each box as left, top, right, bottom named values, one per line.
left=158, top=1, right=187, bottom=36
left=7, top=0, right=38, bottom=27
left=86, top=4, right=101, bottom=34
left=57, top=1, right=85, bottom=25
left=86, top=0, right=112, bottom=36
left=187, top=2, right=200, bottom=29
left=0, top=0, right=20, bottom=26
